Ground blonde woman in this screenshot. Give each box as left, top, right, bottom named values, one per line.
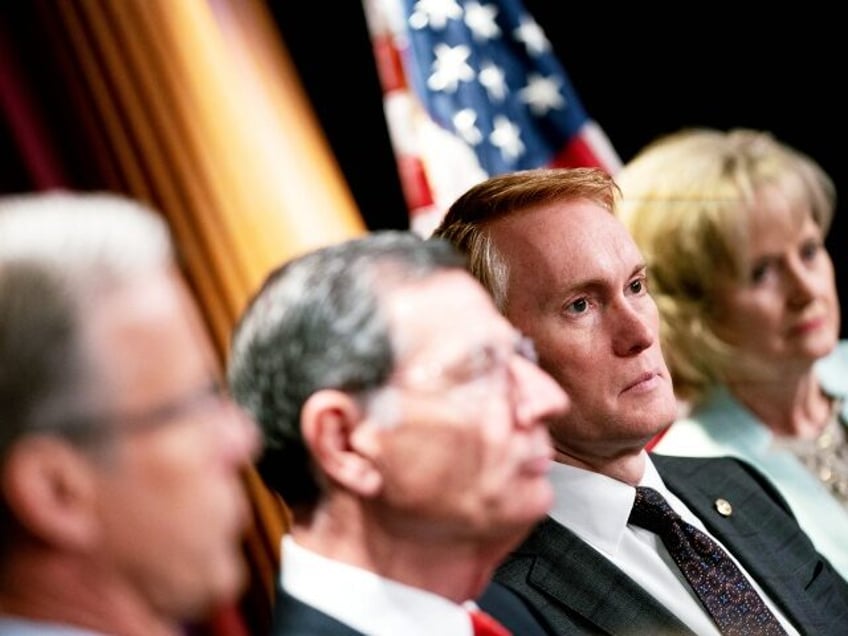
left=617, top=127, right=848, bottom=577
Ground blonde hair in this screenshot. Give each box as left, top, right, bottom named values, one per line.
left=616, top=128, right=836, bottom=403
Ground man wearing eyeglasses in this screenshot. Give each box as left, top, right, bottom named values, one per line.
left=227, top=231, right=569, bottom=635
left=0, top=193, right=260, bottom=635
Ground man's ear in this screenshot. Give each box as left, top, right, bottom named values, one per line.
left=300, top=390, right=383, bottom=498
left=1, top=435, right=99, bottom=550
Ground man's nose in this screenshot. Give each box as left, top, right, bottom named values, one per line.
left=612, top=300, right=655, bottom=357
left=509, top=355, right=570, bottom=428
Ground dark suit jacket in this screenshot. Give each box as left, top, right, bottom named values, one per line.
left=494, top=454, right=848, bottom=635
left=271, top=588, right=365, bottom=635
left=270, top=580, right=553, bottom=635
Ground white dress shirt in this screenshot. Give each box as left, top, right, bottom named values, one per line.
left=281, top=535, right=479, bottom=636
left=0, top=618, right=105, bottom=635
left=547, top=454, right=799, bottom=636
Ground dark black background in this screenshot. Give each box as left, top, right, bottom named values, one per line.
left=269, top=2, right=846, bottom=338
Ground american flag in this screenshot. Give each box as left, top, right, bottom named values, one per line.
left=363, top=0, right=621, bottom=236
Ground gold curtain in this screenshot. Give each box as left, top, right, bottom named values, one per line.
left=39, top=0, right=367, bottom=631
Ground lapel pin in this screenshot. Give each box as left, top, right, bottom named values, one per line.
left=714, top=498, right=732, bottom=517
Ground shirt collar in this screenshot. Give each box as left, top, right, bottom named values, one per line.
left=281, top=535, right=472, bottom=636
left=547, top=453, right=670, bottom=556
left=0, top=619, right=105, bottom=636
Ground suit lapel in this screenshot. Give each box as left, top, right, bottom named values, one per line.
left=272, top=588, right=367, bottom=635
left=516, top=517, right=694, bottom=635
left=653, top=454, right=820, bottom=632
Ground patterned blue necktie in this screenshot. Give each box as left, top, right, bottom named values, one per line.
left=629, top=486, right=787, bottom=636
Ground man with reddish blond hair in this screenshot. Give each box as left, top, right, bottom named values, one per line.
left=434, top=167, right=848, bottom=635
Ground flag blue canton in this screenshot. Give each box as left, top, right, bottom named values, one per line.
left=401, top=0, right=591, bottom=175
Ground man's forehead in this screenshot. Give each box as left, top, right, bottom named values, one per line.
left=486, top=199, right=598, bottom=250
left=487, top=201, right=645, bottom=304
left=386, top=272, right=512, bottom=353
left=83, top=272, right=219, bottom=406
left=494, top=197, right=625, bottom=249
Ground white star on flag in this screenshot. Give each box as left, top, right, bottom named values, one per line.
left=519, top=73, right=565, bottom=115
left=513, top=16, right=550, bottom=56
left=427, top=43, right=474, bottom=92
left=490, top=115, right=524, bottom=160
left=464, top=2, right=500, bottom=40
left=409, top=0, right=463, bottom=30
left=453, top=108, right=483, bottom=145
left=479, top=61, right=507, bottom=101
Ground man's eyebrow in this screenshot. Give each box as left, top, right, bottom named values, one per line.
left=552, top=262, right=648, bottom=300
left=631, top=262, right=648, bottom=277
left=556, top=277, right=604, bottom=296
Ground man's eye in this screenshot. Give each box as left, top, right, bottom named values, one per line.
left=630, top=279, right=644, bottom=294
left=566, top=298, right=588, bottom=314
left=452, top=347, right=499, bottom=384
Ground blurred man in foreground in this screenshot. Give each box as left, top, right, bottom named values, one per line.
left=0, top=192, right=259, bottom=636
left=228, top=231, right=568, bottom=635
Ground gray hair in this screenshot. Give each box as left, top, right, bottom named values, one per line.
left=0, top=191, right=173, bottom=459
left=227, top=231, right=466, bottom=508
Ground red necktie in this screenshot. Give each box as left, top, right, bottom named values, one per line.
left=469, top=608, right=511, bottom=636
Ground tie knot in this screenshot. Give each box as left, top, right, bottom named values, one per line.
left=629, top=486, right=682, bottom=535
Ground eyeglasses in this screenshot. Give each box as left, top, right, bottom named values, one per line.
left=57, top=379, right=236, bottom=445
left=391, top=332, right=539, bottom=397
